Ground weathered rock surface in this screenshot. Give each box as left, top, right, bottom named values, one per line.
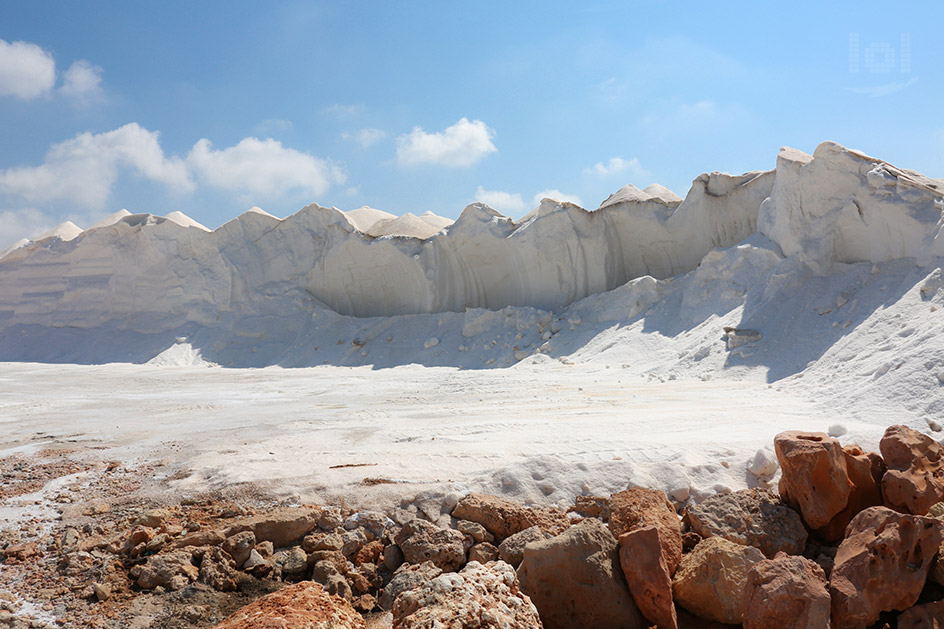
left=392, top=560, right=543, bottom=629
left=212, top=581, right=365, bottom=628
left=394, top=519, right=466, bottom=571
left=224, top=507, right=321, bottom=547
left=498, top=525, right=548, bottom=569
left=880, top=424, right=944, bottom=515
left=683, top=488, right=807, bottom=557
left=775, top=431, right=852, bottom=530
left=130, top=550, right=199, bottom=590
left=221, top=530, right=255, bottom=567
left=812, top=444, right=885, bottom=541
left=517, top=518, right=644, bottom=629
left=618, top=525, right=676, bottom=629
left=468, top=542, right=499, bottom=564
left=897, top=600, right=944, bottom=628
left=451, top=493, right=570, bottom=540
left=201, top=546, right=240, bottom=591
left=609, top=487, right=682, bottom=573
left=829, top=506, right=944, bottom=628
left=672, top=536, right=764, bottom=625
left=741, top=552, right=830, bottom=629
left=379, top=561, right=443, bottom=611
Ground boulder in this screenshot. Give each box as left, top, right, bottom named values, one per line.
left=683, top=488, right=807, bottom=557
left=829, top=506, right=944, bottom=628
left=517, top=518, right=644, bottom=628
left=394, top=519, right=466, bottom=571
left=224, top=507, right=321, bottom=547
left=618, top=526, right=677, bottom=629
left=774, top=431, right=851, bottom=530
left=211, top=580, right=365, bottom=629
left=898, top=600, right=944, bottom=628
left=498, top=525, right=548, bottom=568
left=393, top=560, right=543, bottom=629
left=457, top=520, right=494, bottom=543
left=741, top=553, right=830, bottom=629
left=353, top=539, right=384, bottom=566
left=275, top=546, right=308, bottom=575
left=468, top=542, right=499, bottom=564
left=812, top=444, right=885, bottom=541
left=609, top=488, right=682, bottom=573
left=221, top=530, right=255, bottom=566
left=672, top=536, right=764, bottom=624
left=131, top=550, right=199, bottom=590
left=200, top=547, right=239, bottom=592
left=451, top=493, right=570, bottom=540
left=880, top=424, right=944, bottom=515
left=379, top=561, right=443, bottom=611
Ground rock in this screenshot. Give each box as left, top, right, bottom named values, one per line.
left=775, top=430, right=852, bottom=530
left=383, top=543, right=404, bottom=571
left=224, top=507, right=321, bottom=547
left=170, top=529, right=226, bottom=549
left=812, top=444, right=885, bottom=541
left=211, top=580, right=365, bottom=628
left=354, top=540, right=384, bottom=566
left=517, top=518, right=644, bottom=628
left=318, top=506, right=344, bottom=530
left=340, top=528, right=370, bottom=558
left=569, top=495, right=610, bottom=519
left=498, top=526, right=548, bottom=569
left=830, top=506, right=944, bottom=628
left=200, top=547, right=239, bottom=592
left=92, top=582, right=111, bottom=602
left=344, top=511, right=395, bottom=539
left=242, top=549, right=270, bottom=575
left=880, top=424, right=944, bottom=515
left=309, top=550, right=348, bottom=575
left=276, top=546, right=308, bottom=575
left=2, top=542, right=39, bottom=564
left=379, top=561, right=443, bottom=611
left=451, top=493, right=570, bottom=539
left=221, top=530, right=255, bottom=566
left=393, top=560, right=543, bottom=629
left=609, top=488, right=682, bottom=573
left=683, top=488, right=807, bottom=557
left=741, top=553, right=830, bottom=629
left=457, top=520, right=494, bottom=543
left=393, top=519, right=466, bottom=571
left=671, top=536, right=764, bottom=624
left=134, top=508, right=171, bottom=529
left=618, top=525, right=677, bottom=629
left=306, top=532, right=343, bottom=552
left=468, top=542, right=499, bottom=564
left=723, top=326, right=761, bottom=349
left=132, top=550, right=199, bottom=590
left=898, top=600, right=944, bottom=628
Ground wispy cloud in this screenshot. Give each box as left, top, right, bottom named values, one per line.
left=533, top=189, right=583, bottom=207
left=474, top=186, right=526, bottom=213
left=342, top=128, right=387, bottom=148
left=0, top=39, right=56, bottom=100
left=322, top=103, right=364, bottom=119
left=845, top=77, right=918, bottom=98
left=397, top=118, right=497, bottom=167
left=583, top=156, right=648, bottom=178
left=58, top=60, right=104, bottom=101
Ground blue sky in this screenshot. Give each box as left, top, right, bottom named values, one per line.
left=1, top=1, right=941, bottom=246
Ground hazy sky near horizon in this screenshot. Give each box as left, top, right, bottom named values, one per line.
left=1, top=1, right=941, bottom=245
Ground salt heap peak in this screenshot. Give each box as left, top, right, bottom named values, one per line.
left=89, top=209, right=133, bottom=230
left=164, top=211, right=210, bottom=231
left=35, top=221, right=83, bottom=242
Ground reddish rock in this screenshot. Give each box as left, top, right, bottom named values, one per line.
left=451, top=493, right=570, bottom=540
left=741, top=553, right=830, bottom=629
left=200, top=546, right=240, bottom=592
left=498, top=526, right=548, bottom=569
left=609, top=488, right=683, bottom=573
left=811, top=444, right=885, bottom=541
left=2, top=542, right=39, bottom=564
left=898, top=600, right=944, bottom=628
left=569, top=495, right=610, bottom=519
left=683, top=488, right=807, bottom=557
left=775, top=430, right=852, bottom=530
left=672, top=536, right=764, bottom=625
left=394, top=519, right=466, bottom=572
left=221, top=530, right=255, bottom=567
left=518, top=518, right=645, bottom=628
left=468, top=542, right=499, bottom=564
left=353, top=540, right=383, bottom=566
left=169, top=528, right=226, bottom=549
left=618, top=525, right=677, bottom=629
left=880, top=424, right=944, bottom=515
left=829, top=506, right=944, bottom=628
left=212, top=581, right=365, bottom=628
left=131, top=550, right=199, bottom=590
left=224, top=507, right=321, bottom=547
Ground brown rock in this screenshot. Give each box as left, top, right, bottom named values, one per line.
left=451, top=493, right=570, bottom=540
left=618, top=526, right=677, bottom=629
left=569, top=495, right=610, bottom=519
left=498, top=525, right=548, bottom=569
left=609, top=488, right=683, bottom=573
left=200, top=547, right=239, bottom=592
left=880, top=424, right=944, bottom=515
left=393, top=560, right=543, bottom=629
left=132, top=550, right=199, bottom=590
left=775, top=430, right=852, bottom=530
left=354, top=540, right=384, bottom=566
left=468, top=542, right=499, bottom=564
left=898, top=600, right=944, bottom=628
left=394, top=519, right=466, bottom=571
left=211, top=580, right=365, bottom=629
left=741, top=553, right=830, bottom=629
left=169, top=528, right=226, bottom=549
left=222, top=530, right=255, bottom=567
left=517, top=518, right=645, bottom=628
left=379, top=561, right=443, bottom=611
left=671, top=536, right=764, bottom=625
left=683, top=488, right=806, bottom=557
left=2, top=542, right=39, bottom=564
left=224, top=507, right=321, bottom=547
left=812, top=444, right=885, bottom=541
left=829, top=505, right=944, bottom=628
left=456, top=520, right=494, bottom=544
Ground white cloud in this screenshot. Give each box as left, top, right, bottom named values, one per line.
left=584, top=156, right=648, bottom=178
left=0, top=123, right=193, bottom=209
left=58, top=60, right=104, bottom=100
left=342, top=128, right=387, bottom=148
left=0, top=39, right=56, bottom=100
left=397, top=117, right=497, bottom=167
left=0, top=207, right=55, bottom=248
left=187, top=137, right=345, bottom=198
left=323, top=103, right=364, bottom=119
left=532, top=189, right=583, bottom=207
left=474, top=186, right=526, bottom=214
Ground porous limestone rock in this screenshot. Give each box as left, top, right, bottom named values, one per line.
left=774, top=430, right=852, bottom=530
left=392, top=560, right=543, bottom=629
left=517, top=518, right=644, bottom=629
left=221, top=530, right=255, bottom=567
left=131, top=550, right=199, bottom=590
left=618, top=525, right=677, bottom=629
left=498, top=526, right=548, bottom=569
left=672, top=536, right=764, bottom=625
left=829, top=506, right=944, bottom=628
left=812, top=444, right=885, bottom=541
left=880, top=424, right=944, bottom=515
left=451, top=493, right=569, bottom=540
left=394, top=519, right=466, bottom=571
left=211, top=581, right=365, bottom=629
left=379, top=561, right=443, bottom=611
left=200, top=546, right=239, bottom=591
left=741, top=552, right=830, bottom=629
left=683, top=488, right=806, bottom=557
left=468, top=542, right=499, bottom=564
left=609, top=487, right=682, bottom=573
left=224, top=507, right=321, bottom=548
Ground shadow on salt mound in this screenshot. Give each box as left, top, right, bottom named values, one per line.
left=343, top=206, right=396, bottom=233
left=146, top=341, right=215, bottom=367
